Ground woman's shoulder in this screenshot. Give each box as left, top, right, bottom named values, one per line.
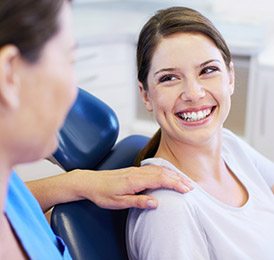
left=222, top=128, right=241, bottom=142
left=128, top=182, right=198, bottom=230
left=128, top=191, right=197, bottom=245
left=127, top=184, right=204, bottom=260
left=222, top=128, right=248, bottom=153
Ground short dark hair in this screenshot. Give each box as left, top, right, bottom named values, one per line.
left=0, top=0, right=70, bottom=62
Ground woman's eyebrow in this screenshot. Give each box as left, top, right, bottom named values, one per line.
left=154, top=68, right=178, bottom=77
left=200, top=59, right=221, bottom=67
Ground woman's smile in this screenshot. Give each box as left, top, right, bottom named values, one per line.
left=175, top=105, right=217, bottom=127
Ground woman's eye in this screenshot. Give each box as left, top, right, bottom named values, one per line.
left=200, top=66, right=219, bottom=75
left=159, top=74, right=178, bottom=83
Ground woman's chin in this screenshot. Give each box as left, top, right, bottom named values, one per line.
left=47, top=136, right=59, bottom=155
left=37, top=136, right=59, bottom=161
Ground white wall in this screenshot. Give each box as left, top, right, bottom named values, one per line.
left=213, top=0, right=274, bottom=24
left=15, top=160, right=63, bottom=181
left=212, top=0, right=274, bottom=65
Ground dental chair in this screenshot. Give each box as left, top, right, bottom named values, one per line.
left=50, top=88, right=149, bottom=260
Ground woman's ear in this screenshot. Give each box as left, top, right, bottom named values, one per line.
left=228, top=61, right=235, bottom=96
left=138, top=81, right=153, bottom=112
left=0, top=45, right=20, bottom=110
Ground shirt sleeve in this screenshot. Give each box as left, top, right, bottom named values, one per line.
left=224, top=129, right=274, bottom=188
left=127, top=189, right=210, bottom=260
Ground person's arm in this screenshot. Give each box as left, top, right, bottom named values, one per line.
left=223, top=129, right=274, bottom=191
left=248, top=148, right=274, bottom=192
left=127, top=189, right=210, bottom=260
left=26, top=165, right=192, bottom=212
left=232, top=133, right=274, bottom=190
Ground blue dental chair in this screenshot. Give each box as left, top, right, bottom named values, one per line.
left=50, top=88, right=149, bottom=260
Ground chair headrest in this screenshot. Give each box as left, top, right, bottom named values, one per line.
left=53, top=88, right=119, bottom=171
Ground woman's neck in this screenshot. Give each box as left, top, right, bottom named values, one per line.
left=155, top=132, right=224, bottom=182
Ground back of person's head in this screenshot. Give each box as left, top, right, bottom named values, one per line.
left=0, top=0, right=69, bottom=63
left=135, top=6, right=232, bottom=165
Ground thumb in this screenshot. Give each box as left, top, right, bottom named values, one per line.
left=121, top=194, right=159, bottom=209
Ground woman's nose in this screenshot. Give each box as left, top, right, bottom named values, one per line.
left=180, top=79, right=205, bottom=102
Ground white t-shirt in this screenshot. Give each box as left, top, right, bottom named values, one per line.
left=127, top=129, right=274, bottom=260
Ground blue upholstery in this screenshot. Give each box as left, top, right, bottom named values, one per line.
left=50, top=87, right=149, bottom=260
left=53, top=88, right=119, bottom=171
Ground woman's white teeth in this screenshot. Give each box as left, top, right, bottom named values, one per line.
left=178, top=108, right=211, bottom=122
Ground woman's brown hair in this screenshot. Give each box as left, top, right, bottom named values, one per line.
left=135, top=6, right=232, bottom=166
left=0, top=0, right=70, bottom=63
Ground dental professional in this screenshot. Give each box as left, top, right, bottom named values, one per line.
left=0, top=1, right=191, bottom=259
left=127, top=6, right=274, bottom=260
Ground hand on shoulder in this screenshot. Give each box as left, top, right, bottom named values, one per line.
left=73, top=165, right=192, bottom=210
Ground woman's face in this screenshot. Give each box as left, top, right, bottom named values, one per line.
left=15, top=1, right=77, bottom=162
left=140, top=32, right=234, bottom=146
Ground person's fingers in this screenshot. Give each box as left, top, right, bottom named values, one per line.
left=114, top=194, right=159, bottom=209
left=163, top=177, right=191, bottom=193
left=129, top=166, right=193, bottom=194
left=141, top=165, right=192, bottom=186
left=149, top=173, right=191, bottom=194
left=161, top=167, right=192, bottom=187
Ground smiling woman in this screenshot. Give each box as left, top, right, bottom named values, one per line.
left=127, top=6, right=274, bottom=260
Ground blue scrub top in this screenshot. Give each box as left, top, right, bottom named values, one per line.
left=5, top=172, right=72, bottom=260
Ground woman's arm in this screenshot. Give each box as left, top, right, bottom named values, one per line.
left=234, top=134, right=274, bottom=190
left=127, top=189, right=210, bottom=260
left=224, top=129, right=274, bottom=191
left=26, top=165, right=191, bottom=212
